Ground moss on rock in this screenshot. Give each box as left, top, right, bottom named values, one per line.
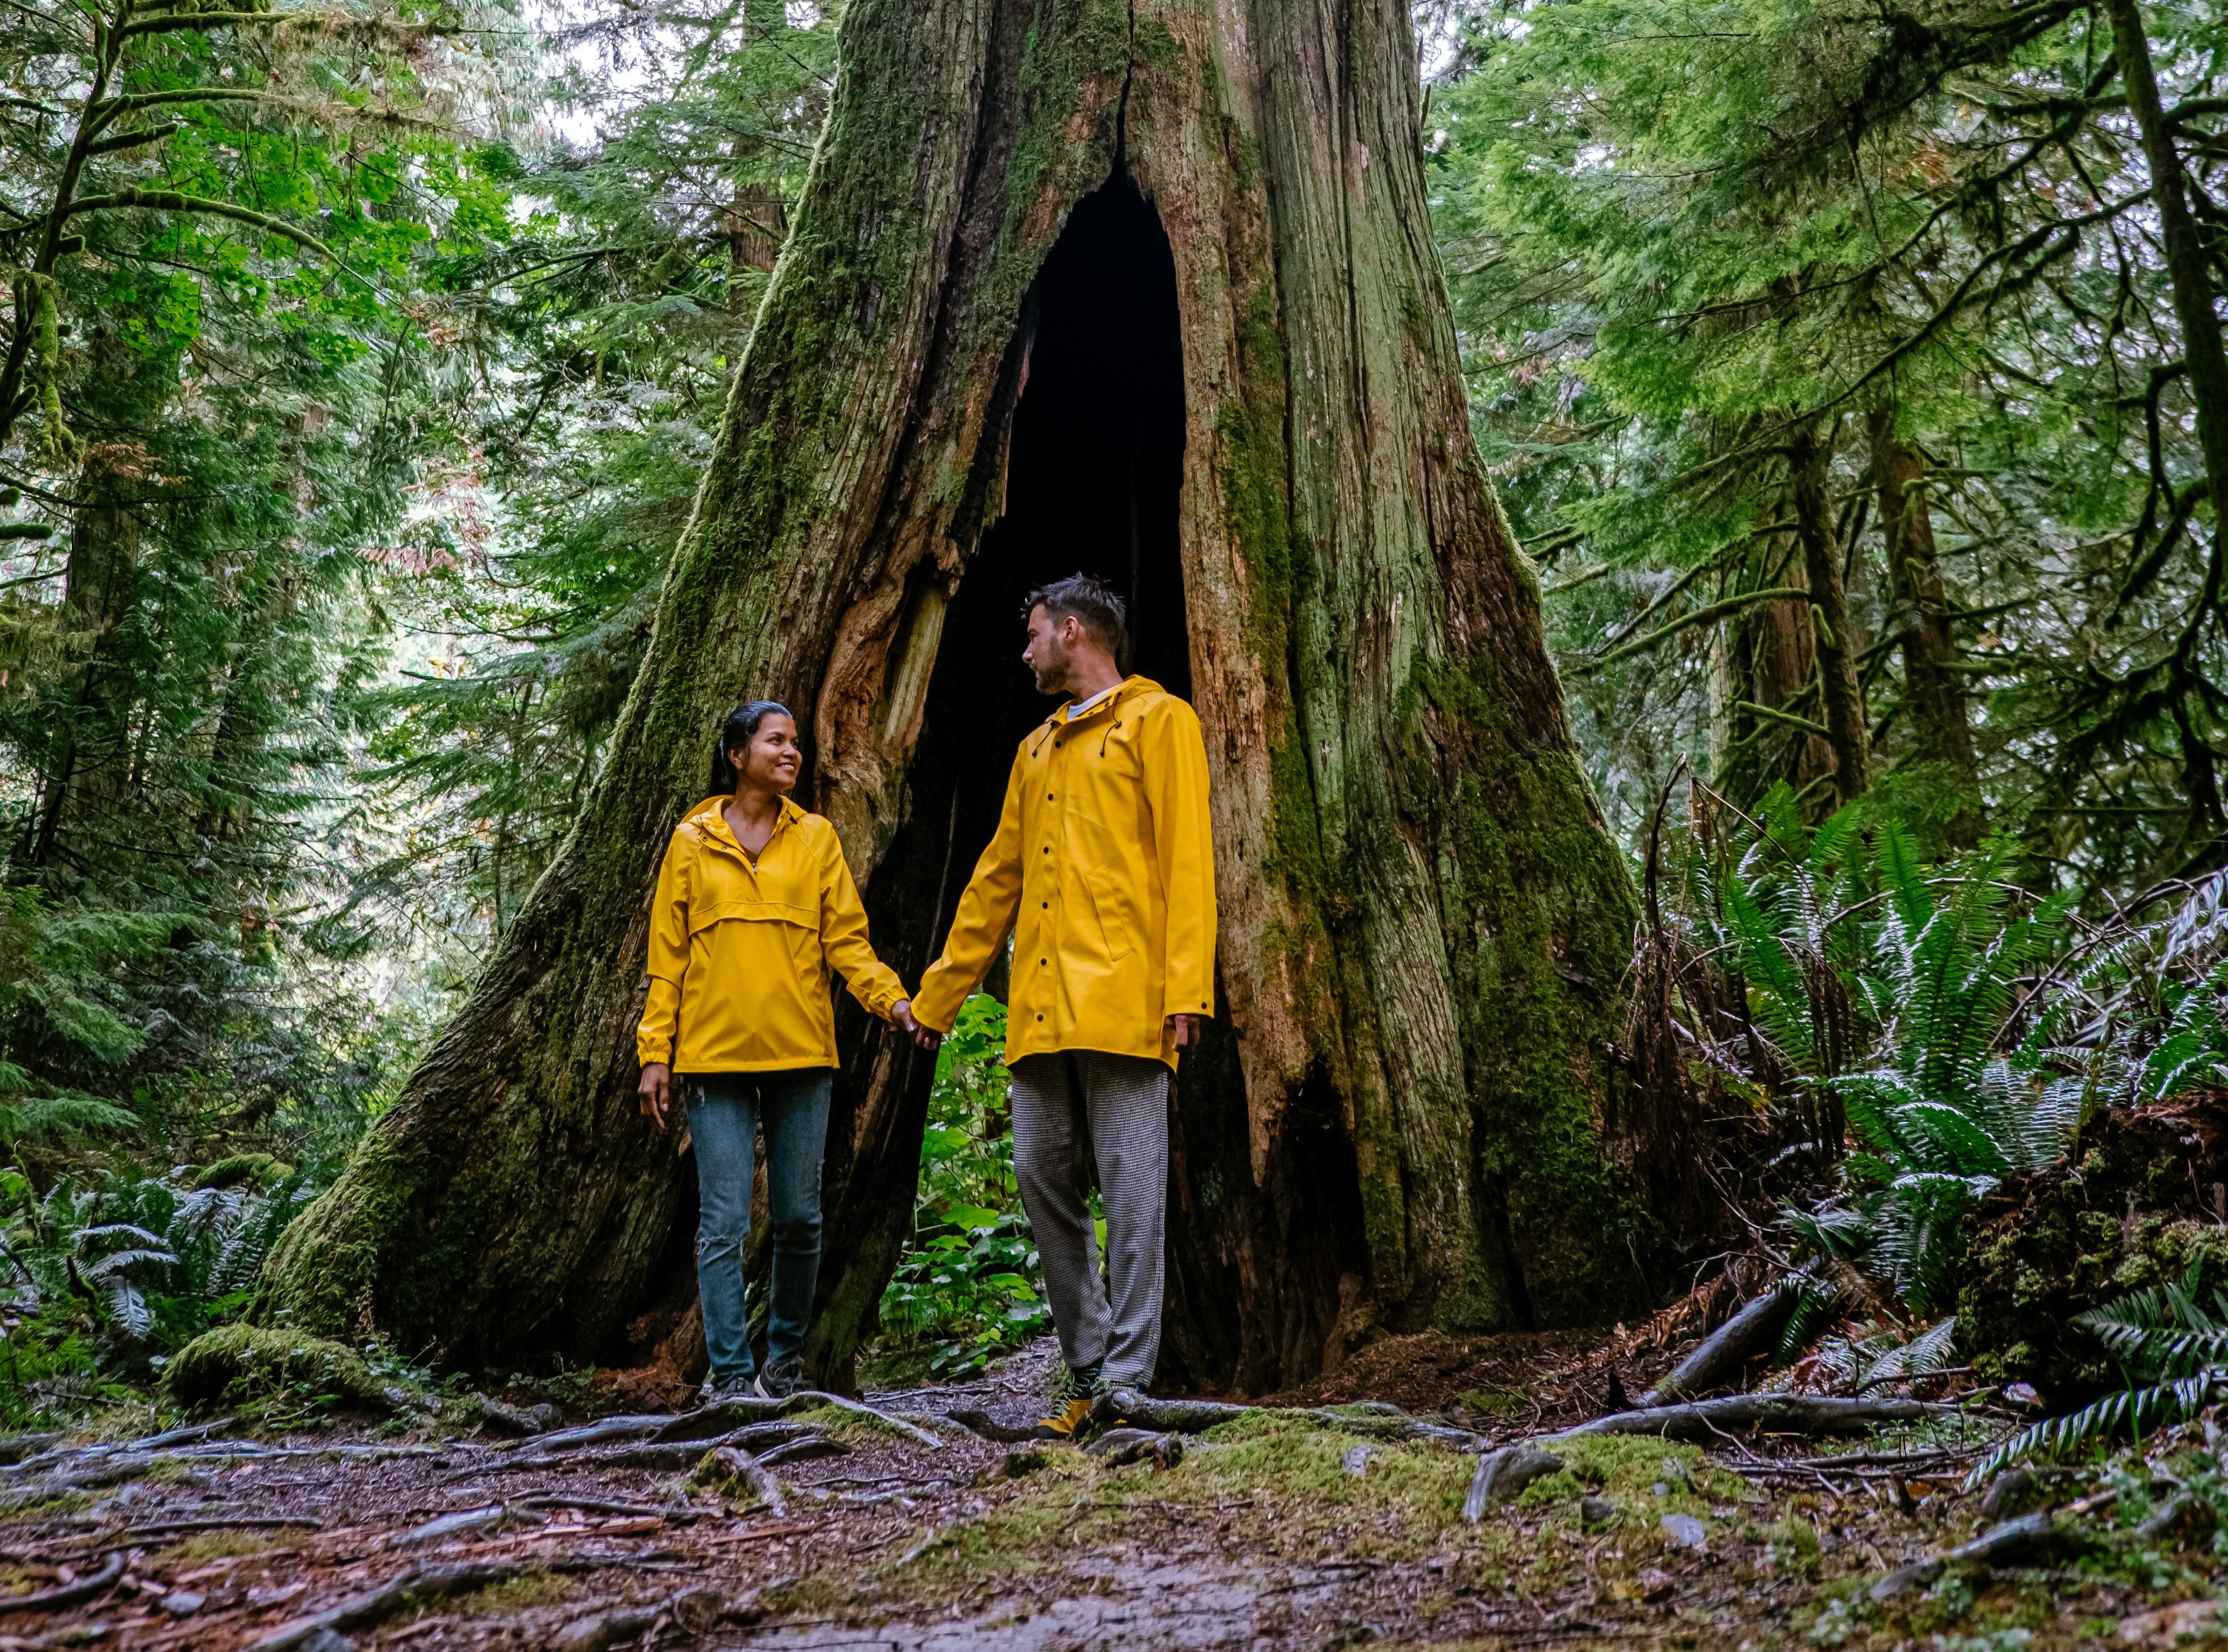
left=1956, top=1093, right=2228, bottom=1404
left=162, top=1324, right=390, bottom=1414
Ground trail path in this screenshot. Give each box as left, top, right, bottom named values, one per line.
left=0, top=1338, right=2198, bottom=1650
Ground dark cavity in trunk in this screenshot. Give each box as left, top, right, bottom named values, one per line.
left=810, top=173, right=1193, bottom=1378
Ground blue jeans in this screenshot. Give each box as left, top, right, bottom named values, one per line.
left=682, top=1068, right=832, bottom=1385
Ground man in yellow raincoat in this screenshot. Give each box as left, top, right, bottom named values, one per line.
left=911, top=573, right=1216, bottom=1440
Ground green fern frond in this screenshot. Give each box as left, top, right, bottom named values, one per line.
left=1966, top=1371, right=2223, bottom=1487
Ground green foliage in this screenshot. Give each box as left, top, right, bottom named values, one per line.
left=340, top=0, right=843, bottom=962
left=1430, top=0, right=2228, bottom=885
left=1970, top=1269, right=2228, bottom=1484
left=875, top=995, right=1051, bottom=1378
left=0, top=1161, right=312, bottom=1423
left=1677, top=790, right=2081, bottom=1312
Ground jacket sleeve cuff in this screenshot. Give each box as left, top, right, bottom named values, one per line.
left=912, top=973, right=964, bottom=1033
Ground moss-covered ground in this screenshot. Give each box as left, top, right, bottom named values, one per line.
left=4, top=1335, right=2228, bottom=1648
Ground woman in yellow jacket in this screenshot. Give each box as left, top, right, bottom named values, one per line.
left=636, top=700, right=922, bottom=1401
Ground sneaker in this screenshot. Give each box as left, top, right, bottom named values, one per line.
left=1048, top=1361, right=1099, bottom=1401
left=754, top=1355, right=807, bottom=1400
left=699, top=1374, right=755, bottom=1406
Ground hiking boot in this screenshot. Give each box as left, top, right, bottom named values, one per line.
left=754, top=1355, right=808, bottom=1400
left=1031, top=1396, right=1094, bottom=1442
left=1032, top=1363, right=1101, bottom=1441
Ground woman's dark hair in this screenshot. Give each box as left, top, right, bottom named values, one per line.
left=710, top=700, right=793, bottom=793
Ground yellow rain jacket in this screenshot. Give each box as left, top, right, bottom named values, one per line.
left=636, top=795, right=906, bottom=1073
left=913, top=676, right=1216, bottom=1069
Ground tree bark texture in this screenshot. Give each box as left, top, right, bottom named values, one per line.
left=1714, top=503, right=1831, bottom=806
left=260, top=0, right=1652, bottom=1392
left=1865, top=409, right=1981, bottom=845
left=1787, top=420, right=1870, bottom=808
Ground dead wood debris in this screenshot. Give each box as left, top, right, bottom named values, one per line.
left=1867, top=1488, right=2118, bottom=1600
left=1463, top=1447, right=1566, bottom=1520
left=1638, top=1280, right=1803, bottom=1407
left=248, top=1557, right=570, bottom=1652
left=0, top=1552, right=125, bottom=1617
left=1548, top=1394, right=1967, bottom=1441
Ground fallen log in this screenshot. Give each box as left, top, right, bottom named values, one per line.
left=1549, top=1394, right=1966, bottom=1443
left=1463, top=1447, right=1566, bottom=1521
left=248, top=1559, right=543, bottom=1652
left=1640, top=1281, right=1803, bottom=1408
left=0, top=1551, right=125, bottom=1615
left=1867, top=1490, right=2117, bottom=1601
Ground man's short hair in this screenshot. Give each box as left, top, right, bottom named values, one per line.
left=1022, top=573, right=1127, bottom=657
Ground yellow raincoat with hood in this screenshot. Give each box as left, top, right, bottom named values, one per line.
left=913, top=675, right=1216, bottom=1069
left=636, top=795, right=905, bottom=1072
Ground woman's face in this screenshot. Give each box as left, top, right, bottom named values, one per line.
left=736, top=712, right=802, bottom=794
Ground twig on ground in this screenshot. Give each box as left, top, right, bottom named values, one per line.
left=1868, top=1488, right=2118, bottom=1600
left=1549, top=1394, right=1968, bottom=1441
left=248, top=1559, right=555, bottom=1651
left=0, top=1551, right=125, bottom=1615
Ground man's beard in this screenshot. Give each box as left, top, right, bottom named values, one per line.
left=1032, top=643, right=1069, bottom=695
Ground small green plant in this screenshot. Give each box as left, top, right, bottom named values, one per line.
left=0, top=1162, right=312, bottom=1423
left=874, top=996, right=1051, bottom=1377
left=1969, top=1268, right=2228, bottom=1483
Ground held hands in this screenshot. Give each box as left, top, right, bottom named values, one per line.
left=637, top=1061, right=672, bottom=1131
left=1167, top=1013, right=1205, bottom=1051
left=895, top=999, right=942, bottom=1053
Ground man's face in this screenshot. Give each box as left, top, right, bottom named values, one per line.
left=1022, top=605, right=1074, bottom=695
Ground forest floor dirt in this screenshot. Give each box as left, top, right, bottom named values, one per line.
left=3, top=1333, right=2222, bottom=1652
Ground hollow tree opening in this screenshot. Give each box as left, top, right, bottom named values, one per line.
left=805, top=173, right=1193, bottom=1380
left=960, top=172, right=1191, bottom=741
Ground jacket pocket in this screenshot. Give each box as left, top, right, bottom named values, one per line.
left=687, top=898, right=817, bottom=936
left=1080, top=867, right=1138, bottom=965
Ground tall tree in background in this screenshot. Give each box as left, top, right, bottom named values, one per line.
left=0, top=0, right=525, bottom=1160
left=338, top=2, right=841, bottom=966
left=1432, top=0, right=2227, bottom=882
left=263, top=0, right=1658, bottom=1391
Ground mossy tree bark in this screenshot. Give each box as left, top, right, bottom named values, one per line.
left=261, top=0, right=1658, bottom=1392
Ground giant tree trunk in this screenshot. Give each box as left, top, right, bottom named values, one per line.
left=261, top=0, right=1655, bottom=1392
